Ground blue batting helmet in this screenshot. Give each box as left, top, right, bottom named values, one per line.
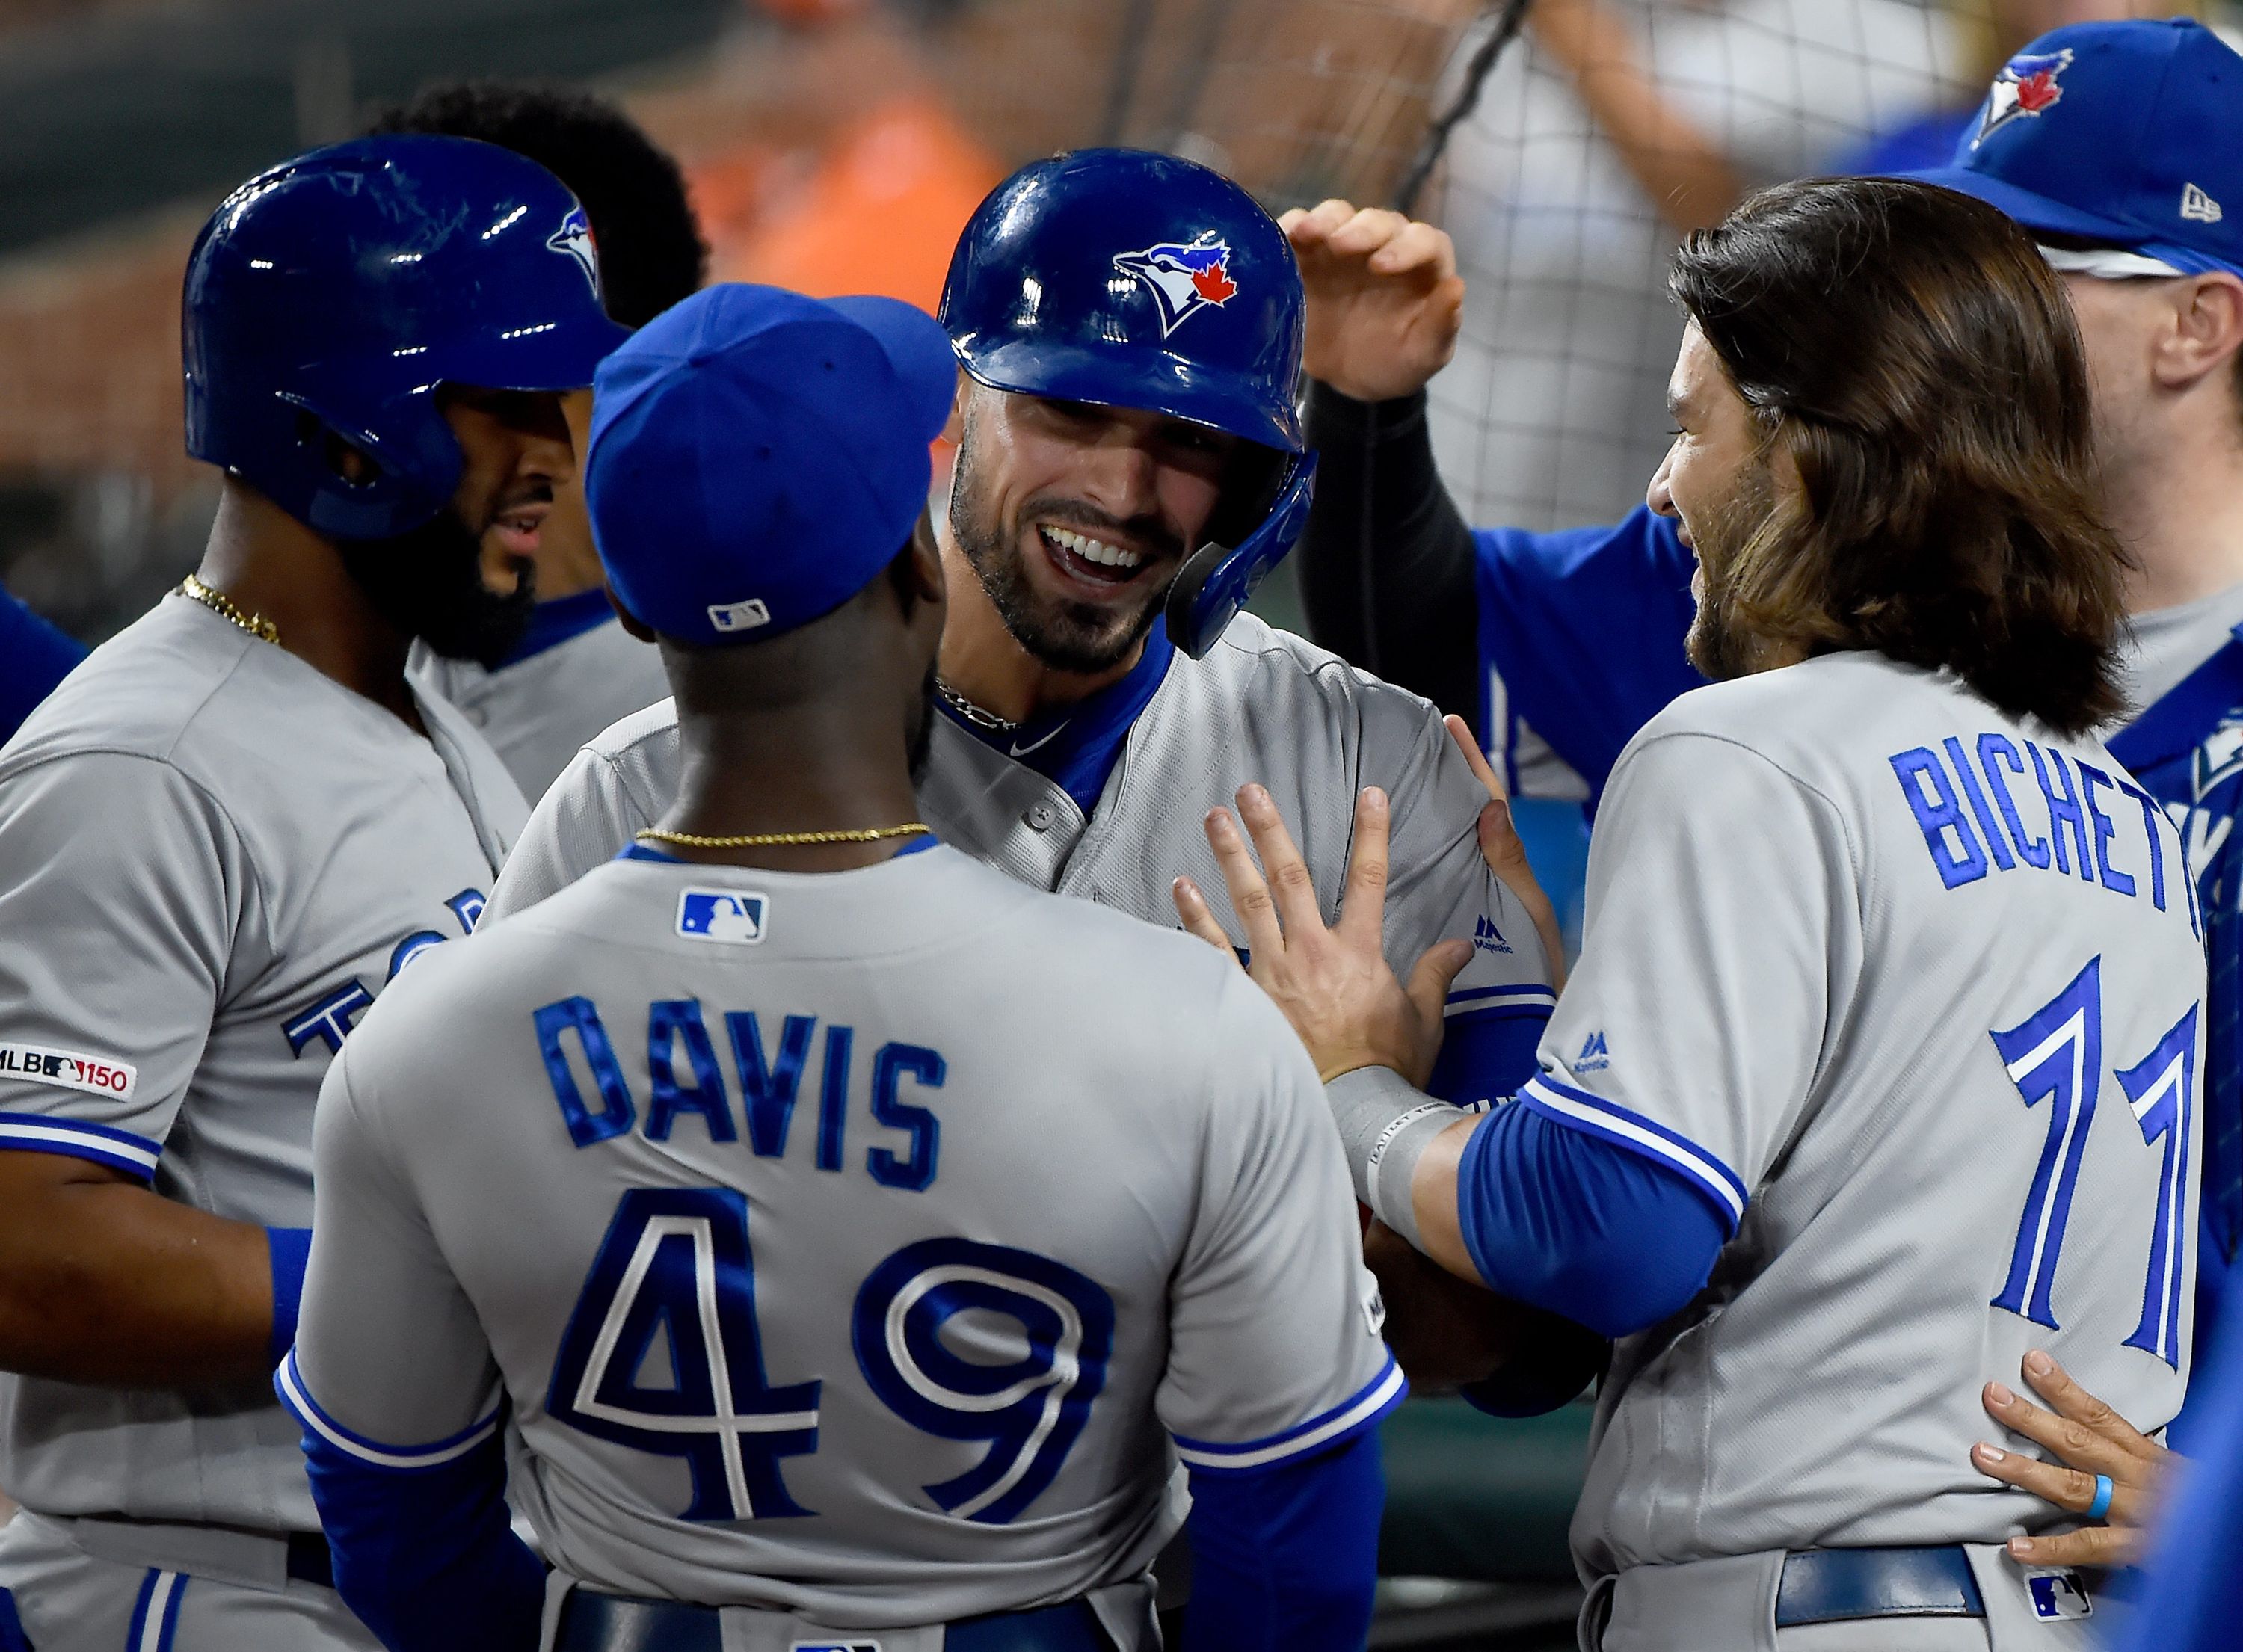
left=938, top=148, right=1313, bottom=659
left=183, top=135, right=631, bottom=541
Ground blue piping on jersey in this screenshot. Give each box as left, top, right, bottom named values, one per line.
left=1519, top=1074, right=1747, bottom=1227
left=125, top=1568, right=187, bottom=1652
left=0, top=1112, right=161, bottom=1180
left=493, top=587, right=618, bottom=670
left=276, top=1351, right=502, bottom=1470
left=938, top=617, right=1176, bottom=815
left=1172, top=1355, right=1406, bottom=1474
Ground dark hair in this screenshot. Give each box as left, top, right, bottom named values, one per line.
left=1670, top=177, right=2129, bottom=736
left=369, top=81, right=707, bottom=327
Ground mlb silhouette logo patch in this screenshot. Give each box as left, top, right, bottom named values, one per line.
left=2025, top=1569, right=2091, bottom=1621
left=707, top=597, right=772, bottom=633
left=677, top=888, right=769, bottom=945
left=791, top=1643, right=881, bottom=1652
left=1975, top=48, right=2072, bottom=146
left=1113, top=234, right=1239, bottom=337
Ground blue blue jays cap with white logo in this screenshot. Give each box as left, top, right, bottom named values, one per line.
left=585, top=283, right=956, bottom=645
left=1907, top=19, right=2243, bottom=279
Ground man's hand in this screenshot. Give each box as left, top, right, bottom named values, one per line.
left=1172, top=783, right=1471, bottom=1086
left=1443, top=714, right=1566, bottom=991
left=1971, top=1349, right=2173, bottom=1567
left=1282, top=199, right=1465, bottom=404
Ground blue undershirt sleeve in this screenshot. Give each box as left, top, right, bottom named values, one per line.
left=0, top=585, right=84, bottom=748
left=1455, top=1098, right=1732, bottom=1340
left=1426, top=1008, right=1547, bottom=1111
left=1181, top=1426, right=1384, bottom=1652
left=297, top=1424, right=543, bottom=1652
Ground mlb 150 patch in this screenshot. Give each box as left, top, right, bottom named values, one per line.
left=676, top=888, right=769, bottom=945
left=0, top=1041, right=137, bottom=1099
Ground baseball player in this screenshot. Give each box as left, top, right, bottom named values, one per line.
left=0, top=582, right=84, bottom=748
left=1296, top=17, right=2243, bottom=1444
left=0, top=137, right=627, bottom=1650
left=379, top=81, right=707, bottom=803
left=1199, top=178, right=2209, bottom=1647
left=280, top=282, right=1400, bottom=1652
left=486, top=150, right=1591, bottom=1403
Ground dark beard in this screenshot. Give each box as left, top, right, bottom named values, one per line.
left=946, top=425, right=1180, bottom=675
left=1682, top=462, right=1780, bottom=682
left=337, top=508, right=536, bottom=670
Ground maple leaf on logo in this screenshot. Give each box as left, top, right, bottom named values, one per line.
left=1191, top=262, right=1237, bottom=306
left=2015, top=70, right=2061, bottom=112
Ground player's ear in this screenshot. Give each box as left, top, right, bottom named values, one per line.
left=904, top=508, right=944, bottom=607
left=941, top=371, right=967, bottom=446
left=606, top=587, right=658, bottom=643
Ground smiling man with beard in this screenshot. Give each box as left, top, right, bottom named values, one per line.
left=487, top=149, right=1600, bottom=1418
left=0, top=135, right=624, bottom=1651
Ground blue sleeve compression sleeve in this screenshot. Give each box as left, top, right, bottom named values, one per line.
left=1181, top=1427, right=1384, bottom=1652
left=1455, top=1098, right=1733, bottom=1340
left=1426, top=1008, right=1547, bottom=1112
left=1474, top=507, right=1703, bottom=805
left=298, top=1426, right=543, bottom=1652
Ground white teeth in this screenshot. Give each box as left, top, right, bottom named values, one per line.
left=1042, top=525, right=1143, bottom=570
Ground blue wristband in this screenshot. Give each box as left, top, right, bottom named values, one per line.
left=265, top=1227, right=313, bottom=1370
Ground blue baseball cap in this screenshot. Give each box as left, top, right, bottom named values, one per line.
left=585, top=283, right=957, bottom=645
left=1907, top=19, right=2243, bottom=280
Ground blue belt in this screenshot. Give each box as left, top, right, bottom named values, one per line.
left=1775, top=1546, right=1985, bottom=1627
left=553, top=1591, right=1113, bottom=1652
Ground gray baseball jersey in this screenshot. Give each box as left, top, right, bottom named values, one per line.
left=1525, top=652, right=2206, bottom=1580
left=0, top=593, right=526, bottom=1535
left=407, top=599, right=669, bottom=804
left=282, top=844, right=1398, bottom=1626
left=487, top=614, right=1558, bottom=1105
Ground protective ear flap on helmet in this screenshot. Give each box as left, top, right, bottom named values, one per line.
left=1165, top=451, right=1316, bottom=659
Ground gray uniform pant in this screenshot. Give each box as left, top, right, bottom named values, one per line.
left=0, top=1510, right=379, bottom=1652
left=1584, top=1547, right=2102, bottom=1652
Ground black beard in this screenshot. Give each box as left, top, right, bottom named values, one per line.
left=947, top=429, right=1180, bottom=675
left=338, top=508, right=536, bottom=670
left=1682, top=463, right=1779, bottom=682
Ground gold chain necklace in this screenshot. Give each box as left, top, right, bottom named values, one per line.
left=178, top=573, right=280, bottom=646
left=636, top=824, right=932, bottom=849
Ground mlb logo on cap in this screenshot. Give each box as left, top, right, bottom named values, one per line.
left=676, top=888, right=769, bottom=944
left=707, top=597, right=772, bottom=633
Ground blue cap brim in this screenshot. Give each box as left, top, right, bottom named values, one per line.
left=823, top=295, right=959, bottom=443
left=1902, top=164, right=2243, bottom=281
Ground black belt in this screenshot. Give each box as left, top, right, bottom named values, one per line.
left=1775, top=1546, right=1986, bottom=1627
left=553, top=1591, right=1112, bottom=1652
left=284, top=1532, right=333, bottom=1589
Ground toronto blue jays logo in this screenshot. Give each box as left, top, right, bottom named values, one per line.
left=1112, top=235, right=1239, bottom=337
left=1975, top=48, right=2073, bottom=147
left=547, top=206, right=600, bottom=294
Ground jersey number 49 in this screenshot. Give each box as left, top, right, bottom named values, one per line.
left=547, top=1187, right=1116, bottom=1523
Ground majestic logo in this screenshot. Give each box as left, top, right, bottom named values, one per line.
left=1975, top=49, right=2073, bottom=146
left=547, top=206, right=600, bottom=294
left=1577, top=1030, right=1611, bottom=1073
left=1472, top=914, right=1513, bottom=955
left=1112, top=235, right=1239, bottom=337
left=2182, top=182, right=2225, bottom=225
left=677, top=889, right=769, bottom=945
left=2025, top=1569, right=2092, bottom=1621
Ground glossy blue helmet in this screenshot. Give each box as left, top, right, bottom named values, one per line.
left=183, top=135, right=631, bottom=541
left=938, top=148, right=1313, bottom=659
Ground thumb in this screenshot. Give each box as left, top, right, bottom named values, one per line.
left=1476, top=796, right=1533, bottom=884
left=1406, top=938, right=1475, bottom=1026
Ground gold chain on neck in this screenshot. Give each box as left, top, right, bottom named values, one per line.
left=635, top=824, right=932, bottom=850
left=178, top=573, right=280, bottom=646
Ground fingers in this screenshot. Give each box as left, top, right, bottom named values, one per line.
left=1284, top=197, right=1358, bottom=248
left=2019, top=1349, right=2159, bottom=1458
left=1202, top=806, right=1288, bottom=964
left=2004, top=1524, right=2136, bottom=1568
left=1970, top=1439, right=2111, bottom=1518
left=1232, top=784, right=1327, bottom=945
left=1444, top=713, right=1507, bottom=803
left=1171, top=875, right=1241, bottom=960
left=1336, top=788, right=1391, bottom=950
left=1406, top=939, right=1475, bottom=1029
left=1367, top=219, right=1458, bottom=282
left=1983, top=1379, right=2144, bottom=1481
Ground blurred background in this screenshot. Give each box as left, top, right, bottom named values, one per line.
left=2, top=1, right=2236, bottom=1643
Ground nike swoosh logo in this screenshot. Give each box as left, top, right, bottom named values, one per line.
left=1009, top=725, right=1068, bottom=757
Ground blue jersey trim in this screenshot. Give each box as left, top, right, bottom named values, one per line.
left=276, top=1351, right=502, bottom=1471
left=618, top=843, right=681, bottom=863
left=0, top=1112, right=161, bottom=1179
left=125, top=1568, right=187, bottom=1652
left=1443, top=983, right=1558, bottom=1018
left=492, top=588, right=618, bottom=669
left=1520, top=1075, right=1747, bottom=1227
left=939, top=618, right=1175, bottom=815
left=2109, top=627, right=2243, bottom=777
left=1171, top=1355, right=1406, bottom=1474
